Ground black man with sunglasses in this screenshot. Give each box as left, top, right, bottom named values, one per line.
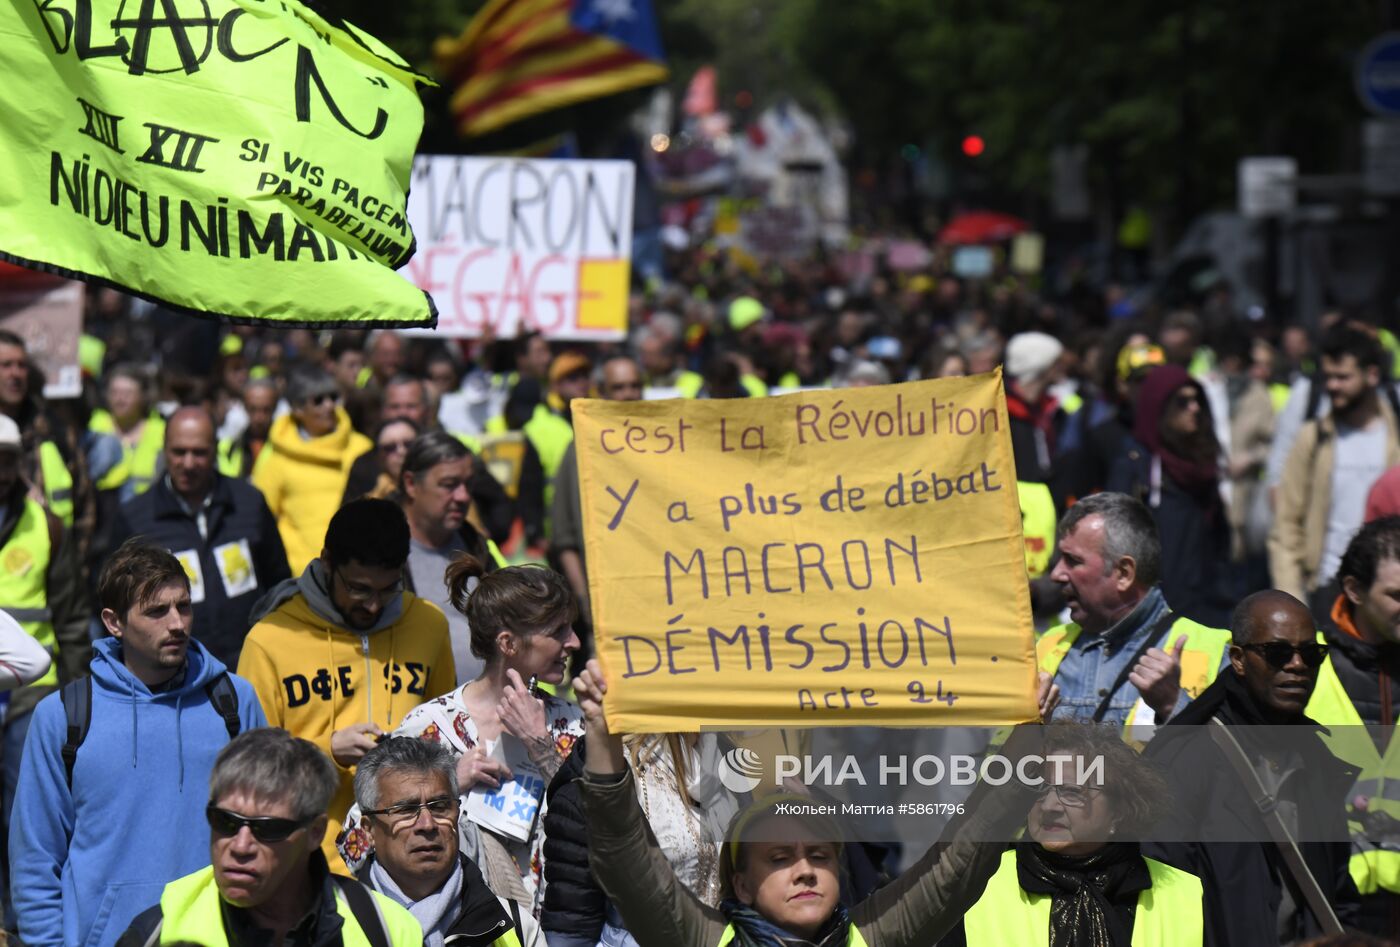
left=1306, top=515, right=1400, bottom=931
left=117, top=728, right=423, bottom=947
left=1145, top=589, right=1363, bottom=944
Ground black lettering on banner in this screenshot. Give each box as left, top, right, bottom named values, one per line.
left=215, top=9, right=286, bottom=62
left=111, top=0, right=218, bottom=76
left=284, top=673, right=310, bottom=707
left=406, top=662, right=426, bottom=696
left=77, top=97, right=124, bottom=153
left=294, top=45, right=386, bottom=140
left=137, top=122, right=218, bottom=173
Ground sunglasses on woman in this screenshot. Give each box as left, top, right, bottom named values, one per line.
left=206, top=805, right=312, bottom=843
left=1239, top=641, right=1329, bottom=669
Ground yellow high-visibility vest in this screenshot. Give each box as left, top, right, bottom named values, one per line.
left=1017, top=481, right=1056, bottom=578
left=37, top=441, right=75, bottom=525
left=1306, top=643, right=1400, bottom=895
left=0, top=498, right=56, bottom=687
left=963, top=849, right=1203, bottom=946
left=90, top=410, right=165, bottom=495
left=1038, top=616, right=1230, bottom=739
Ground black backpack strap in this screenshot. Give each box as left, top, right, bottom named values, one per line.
left=1304, top=373, right=1324, bottom=421
left=204, top=671, right=241, bottom=741
left=332, top=875, right=391, bottom=947
left=59, top=676, right=92, bottom=792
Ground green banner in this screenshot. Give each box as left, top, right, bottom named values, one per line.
left=0, top=0, right=437, bottom=328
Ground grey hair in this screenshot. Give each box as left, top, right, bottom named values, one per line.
left=399, top=430, right=472, bottom=493
left=1057, top=492, right=1161, bottom=587
left=285, top=365, right=338, bottom=407
left=385, top=374, right=428, bottom=399
left=208, top=728, right=338, bottom=821
left=354, top=737, right=459, bottom=810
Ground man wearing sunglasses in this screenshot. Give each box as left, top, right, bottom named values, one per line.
left=1146, top=589, right=1362, bottom=944
left=1305, top=516, right=1400, bottom=928
left=11, top=541, right=267, bottom=947
left=240, top=498, right=455, bottom=875
left=352, top=738, right=529, bottom=946
left=117, top=728, right=422, bottom=947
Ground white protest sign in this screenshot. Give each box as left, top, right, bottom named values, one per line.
left=464, top=735, right=547, bottom=842
left=404, top=156, right=633, bottom=340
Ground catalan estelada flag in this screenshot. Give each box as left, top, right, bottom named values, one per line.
left=438, top=0, right=668, bottom=138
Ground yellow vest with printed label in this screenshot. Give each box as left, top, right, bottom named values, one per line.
left=0, top=498, right=56, bottom=687
left=963, top=849, right=1203, bottom=946
left=1017, top=481, right=1056, bottom=578
left=90, top=410, right=165, bottom=495
left=1038, top=615, right=1230, bottom=737
left=152, top=866, right=427, bottom=947
left=1306, top=646, right=1400, bottom=896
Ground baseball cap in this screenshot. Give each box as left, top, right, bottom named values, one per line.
left=549, top=351, right=592, bottom=384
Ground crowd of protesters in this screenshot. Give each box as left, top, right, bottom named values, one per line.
left=0, top=240, right=1395, bottom=946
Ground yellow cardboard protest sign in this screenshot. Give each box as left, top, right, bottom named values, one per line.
left=0, top=0, right=435, bottom=328
left=576, top=371, right=1038, bottom=732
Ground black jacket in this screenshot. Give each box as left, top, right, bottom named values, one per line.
left=1107, top=439, right=1233, bottom=628
left=112, top=474, right=290, bottom=669
left=541, top=736, right=607, bottom=941
left=358, top=853, right=521, bottom=947
left=1144, top=673, right=1361, bottom=945
left=1320, top=601, right=1400, bottom=728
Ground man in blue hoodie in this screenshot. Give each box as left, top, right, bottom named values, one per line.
left=8, top=538, right=267, bottom=947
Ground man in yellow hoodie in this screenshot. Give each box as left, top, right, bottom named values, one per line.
left=238, top=498, right=456, bottom=874
left=251, top=366, right=372, bottom=574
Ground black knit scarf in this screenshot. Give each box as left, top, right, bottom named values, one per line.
left=719, top=899, right=852, bottom=947
left=1014, top=842, right=1151, bottom=947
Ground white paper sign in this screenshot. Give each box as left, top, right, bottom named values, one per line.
left=464, top=735, right=547, bottom=842
left=403, top=156, right=634, bottom=340
left=174, top=550, right=206, bottom=604
left=214, top=539, right=258, bottom=598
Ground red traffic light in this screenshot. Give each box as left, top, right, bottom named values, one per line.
left=961, top=135, right=985, bottom=157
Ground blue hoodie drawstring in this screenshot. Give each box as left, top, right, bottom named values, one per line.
left=175, top=691, right=185, bottom=792
left=128, top=676, right=137, bottom=771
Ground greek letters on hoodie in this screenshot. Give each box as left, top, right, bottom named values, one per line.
left=237, top=572, right=455, bottom=874
left=9, top=637, right=267, bottom=947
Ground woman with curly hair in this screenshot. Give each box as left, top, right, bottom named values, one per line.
left=339, top=556, right=583, bottom=906
left=946, top=724, right=1204, bottom=947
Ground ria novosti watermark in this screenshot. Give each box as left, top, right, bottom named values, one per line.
left=717, top=745, right=1103, bottom=795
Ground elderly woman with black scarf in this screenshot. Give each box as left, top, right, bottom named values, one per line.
left=943, top=725, right=1205, bottom=947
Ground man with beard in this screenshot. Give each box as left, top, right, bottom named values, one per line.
left=238, top=498, right=455, bottom=873
left=1271, top=323, right=1400, bottom=611
left=11, top=540, right=265, bottom=947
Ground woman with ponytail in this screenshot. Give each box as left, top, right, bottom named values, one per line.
left=339, top=555, right=584, bottom=907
